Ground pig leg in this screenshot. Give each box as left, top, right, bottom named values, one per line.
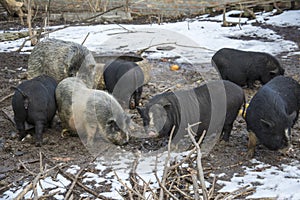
left=247, top=80, right=255, bottom=89
left=129, top=87, right=142, bottom=109
left=247, top=131, right=257, bottom=158
left=278, top=128, right=294, bottom=157
left=47, top=118, right=54, bottom=128
left=85, top=124, right=97, bottom=148
left=15, top=120, right=27, bottom=141
left=35, top=121, right=45, bottom=147
left=129, top=94, right=136, bottom=109
left=221, top=123, right=233, bottom=142
left=135, top=87, right=142, bottom=107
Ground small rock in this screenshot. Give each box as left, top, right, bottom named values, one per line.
left=0, top=179, right=8, bottom=186
left=14, top=150, right=24, bottom=156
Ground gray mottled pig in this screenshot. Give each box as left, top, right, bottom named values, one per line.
left=27, top=38, right=102, bottom=89
left=55, top=77, right=131, bottom=146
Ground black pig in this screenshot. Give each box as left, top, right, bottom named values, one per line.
left=103, top=59, right=144, bottom=109
left=11, top=75, right=57, bottom=146
left=212, top=48, right=284, bottom=88
left=245, top=76, right=300, bottom=157
left=138, top=80, right=245, bottom=143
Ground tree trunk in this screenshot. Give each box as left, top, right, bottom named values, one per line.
left=27, top=0, right=38, bottom=46
left=0, top=0, right=24, bottom=24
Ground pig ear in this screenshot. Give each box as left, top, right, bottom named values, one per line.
left=269, top=68, right=279, bottom=75
left=125, top=113, right=135, bottom=123
left=107, top=118, right=117, bottom=126
left=260, top=118, right=275, bottom=128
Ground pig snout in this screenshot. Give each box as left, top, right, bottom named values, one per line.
left=145, top=126, right=159, bottom=137
left=109, top=131, right=130, bottom=145
left=148, top=131, right=158, bottom=137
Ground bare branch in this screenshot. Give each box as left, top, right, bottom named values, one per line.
left=0, top=93, right=13, bottom=103
left=18, top=159, right=36, bottom=176
left=158, top=125, right=176, bottom=200
left=64, top=166, right=85, bottom=200
left=189, top=168, right=200, bottom=200
left=186, top=123, right=208, bottom=200
left=81, top=32, right=90, bottom=45
left=114, top=170, right=146, bottom=199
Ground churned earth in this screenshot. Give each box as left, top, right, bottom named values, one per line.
left=0, top=13, right=300, bottom=199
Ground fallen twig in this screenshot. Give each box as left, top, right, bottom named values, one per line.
left=64, top=166, right=85, bottom=200
left=41, top=152, right=106, bottom=199
left=36, top=190, right=60, bottom=199
left=135, top=173, right=158, bottom=199
left=186, top=123, right=208, bottom=200
left=189, top=168, right=200, bottom=200
left=32, top=172, right=40, bottom=200
left=18, top=159, right=36, bottom=176
left=158, top=125, right=176, bottom=200
left=208, top=175, right=217, bottom=199
left=0, top=175, right=29, bottom=194
left=155, top=172, right=179, bottom=200
left=114, top=170, right=146, bottom=200
left=14, top=164, right=62, bottom=200
left=81, top=32, right=90, bottom=45
left=64, top=153, right=99, bottom=200
left=0, top=93, right=14, bottom=103
left=173, top=185, right=194, bottom=200
left=14, top=177, right=35, bottom=200
left=60, top=168, right=106, bottom=199
left=222, top=185, right=255, bottom=200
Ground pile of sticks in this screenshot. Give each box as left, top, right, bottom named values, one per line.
left=0, top=152, right=110, bottom=200
left=1, top=123, right=255, bottom=199
left=115, top=124, right=255, bottom=200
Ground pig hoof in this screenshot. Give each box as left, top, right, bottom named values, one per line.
left=279, top=147, right=295, bottom=158
left=18, top=135, right=26, bottom=141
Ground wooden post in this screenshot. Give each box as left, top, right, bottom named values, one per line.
left=222, top=6, right=229, bottom=27
left=27, top=0, right=38, bottom=46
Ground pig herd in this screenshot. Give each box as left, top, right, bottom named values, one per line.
left=11, top=38, right=300, bottom=158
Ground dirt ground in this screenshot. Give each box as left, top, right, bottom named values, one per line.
left=0, top=18, right=300, bottom=199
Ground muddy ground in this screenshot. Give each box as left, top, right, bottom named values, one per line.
left=0, top=18, right=300, bottom=199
